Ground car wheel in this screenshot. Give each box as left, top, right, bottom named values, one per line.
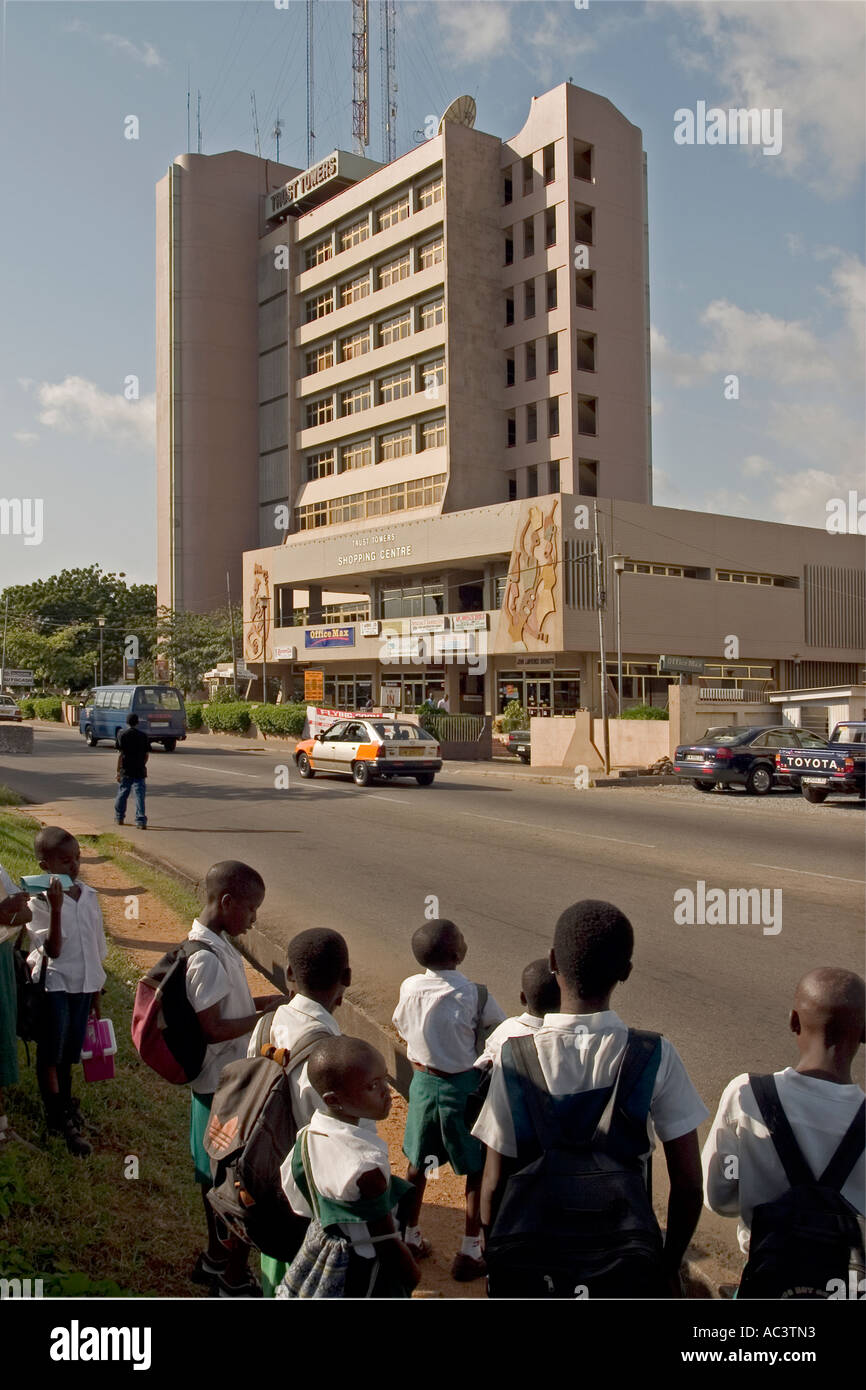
left=86, top=727, right=99, bottom=747
left=745, top=765, right=773, bottom=796
left=352, top=761, right=372, bottom=787
left=415, top=772, right=435, bottom=786
left=162, top=738, right=177, bottom=752
left=297, top=753, right=315, bottom=778
left=693, top=779, right=716, bottom=792
left=518, top=754, right=530, bottom=764
left=801, top=785, right=828, bottom=804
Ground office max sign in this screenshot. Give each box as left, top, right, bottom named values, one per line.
left=674, top=102, right=782, bottom=157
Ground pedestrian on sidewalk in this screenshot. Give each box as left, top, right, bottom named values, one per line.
left=115, top=713, right=149, bottom=829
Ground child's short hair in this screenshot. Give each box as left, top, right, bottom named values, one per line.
left=34, top=826, right=76, bottom=859
left=553, top=900, right=633, bottom=997
left=287, top=928, right=349, bottom=992
left=412, top=918, right=460, bottom=968
left=308, top=1035, right=378, bottom=1098
left=794, top=967, right=865, bottom=1046
left=521, top=958, right=561, bottom=1016
left=204, top=860, right=265, bottom=903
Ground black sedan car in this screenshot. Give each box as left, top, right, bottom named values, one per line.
left=673, top=726, right=831, bottom=795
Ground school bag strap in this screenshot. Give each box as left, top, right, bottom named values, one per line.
left=592, top=1030, right=661, bottom=1146
left=509, top=1032, right=559, bottom=1149
left=473, top=983, right=489, bottom=1057
left=749, top=1073, right=865, bottom=1191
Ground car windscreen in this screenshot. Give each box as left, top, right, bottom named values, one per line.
left=697, top=729, right=743, bottom=744
left=834, top=725, right=865, bottom=744
left=133, top=688, right=183, bottom=710
left=370, top=723, right=436, bottom=742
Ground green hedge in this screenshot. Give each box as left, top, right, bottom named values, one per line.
left=33, top=696, right=63, bottom=721
left=620, top=705, right=669, bottom=721
left=202, top=701, right=252, bottom=734
left=16, top=698, right=36, bottom=719
left=250, top=702, right=307, bottom=738
left=185, top=702, right=204, bottom=731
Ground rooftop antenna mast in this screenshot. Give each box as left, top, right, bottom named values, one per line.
left=250, top=92, right=261, bottom=157
left=306, top=0, right=315, bottom=167
left=196, top=89, right=202, bottom=154
left=380, top=0, right=396, bottom=163
left=352, top=0, right=368, bottom=156
left=273, top=109, right=283, bottom=163
left=186, top=67, right=191, bottom=152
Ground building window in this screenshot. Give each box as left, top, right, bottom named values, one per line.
left=306, top=450, right=335, bottom=480
left=420, top=416, right=446, bottom=450
left=341, top=439, right=373, bottom=471
left=524, top=280, right=536, bottom=318
left=716, top=569, right=797, bottom=587
left=546, top=269, right=557, bottom=311
left=305, top=237, right=333, bottom=269
left=573, top=139, right=593, bottom=181
left=577, top=395, right=597, bottom=435
left=305, top=343, right=334, bottom=375
left=523, top=217, right=535, bottom=258
left=418, top=298, right=444, bottom=331
left=503, top=171, right=513, bottom=205
left=575, top=271, right=595, bottom=309
left=522, top=154, right=533, bottom=193
left=543, top=142, right=556, bottom=184
left=341, top=328, right=371, bottom=361
left=417, top=176, right=443, bottom=209
left=418, top=237, right=444, bottom=271
left=544, top=207, right=556, bottom=247
left=340, top=383, right=372, bottom=416
left=339, top=217, right=370, bottom=252
left=505, top=354, right=515, bottom=387
left=340, top=272, right=370, bottom=307
left=378, top=310, right=411, bottom=346
left=527, top=465, right=538, bottom=497
left=549, top=460, right=560, bottom=492
left=378, top=252, right=411, bottom=289
left=379, top=427, right=413, bottom=460
left=548, top=398, right=560, bottom=437
left=379, top=367, right=412, bottom=404
left=505, top=295, right=514, bottom=326
left=303, top=473, right=449, bottom=527
left=547, top=333, right=559, bottom=374
left=574, top=203, right=594, bottom=245
left=504, top=232, right=514, bottom=266
left=525, top=341, right=536, bottom=380
left=526, top=404, right=537, bottom=444
left=306, top=289, right=334, bottom=322
left=578, top=458, right=598, bottom=496
left=421, top=359, right=446, bottom=396
left=506, top=412, right=516, bottom=448
left=507, top=473, right=517, bottom=501
left=576, top=330, right=596, bottom=371
left=377, top=193, right=410, bottom=232
left=306, top=396, right=334, bottom=428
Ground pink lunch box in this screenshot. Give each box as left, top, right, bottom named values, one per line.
left=80, top=1017, right=117, bottom=1082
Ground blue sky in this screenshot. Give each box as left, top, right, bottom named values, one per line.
left=1, top=0, right=863, bottom=590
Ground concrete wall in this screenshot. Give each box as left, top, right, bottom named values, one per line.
left=667, top=685, right=784, bottom=752
left=530, top=712, right=602, bottom=769
left=596, top=718, right=669, bottom=767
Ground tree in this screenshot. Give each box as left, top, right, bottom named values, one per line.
left=136, top=605, right=243, bottom=696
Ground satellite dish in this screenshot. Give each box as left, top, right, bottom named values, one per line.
left=438, top=95, right=476, bottom=135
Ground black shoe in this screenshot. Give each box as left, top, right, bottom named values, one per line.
left=63, top=1119, right=92, bottom=1158
left=44, top=1097, right=66, bottom=1136
left=115, top=819, right=125, bottom=825
left=191, top=1251, right=229, bottom=1288
left=136, top=823, right=147, bottom=830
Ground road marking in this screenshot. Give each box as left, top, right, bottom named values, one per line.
left=750, top=862, right=865, bottom=886
left=457, top=811, right=655, bottom=849
left=172, top=761, right=260, bottom=779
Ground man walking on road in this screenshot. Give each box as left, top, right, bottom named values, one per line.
left=115, top=713, right=149, bottom=829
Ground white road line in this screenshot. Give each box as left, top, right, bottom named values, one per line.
left=172, top=761, right=260, bottom=779
left=750, top=862, right=865, bottom=886
left=458, top=811, right=655, bottom=849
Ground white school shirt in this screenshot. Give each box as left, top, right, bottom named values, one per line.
left=476, top=1012, right=543, bottom=1069
left=472, top=1010, right=709, bottom=1158
left=702, top=1068, right=866, bottom=1254
left=247, top=994, right=341, bottom=1126
left=392, top=969, right=506, bottom=1074
left=282, top=1112, right=392, bottom=1259
left=26, top=882, right=107, bottom=994
left=185, top=921, right=255, bottom=1095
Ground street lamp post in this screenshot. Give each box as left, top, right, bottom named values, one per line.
left=97, top=617, right=106, bottom=686
left=610, top=556, right=628, bottom=714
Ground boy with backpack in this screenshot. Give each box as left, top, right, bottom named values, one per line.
left=702, top=966, right=865, bottom=1299
left=392, top=918, right=505, bottom=1281
left=185, top=860, right=284, bottom=1297
left=475, top=958, right=561, bottom=1069
left=473, top=899, right=708, bottom=1298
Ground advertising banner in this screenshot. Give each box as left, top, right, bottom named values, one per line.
left=304, top=705, right=359, bottom=738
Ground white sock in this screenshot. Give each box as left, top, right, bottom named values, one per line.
left=405, top=1225, right=422, bottom=1246
left=461, top=1235, right=482, bottom=1259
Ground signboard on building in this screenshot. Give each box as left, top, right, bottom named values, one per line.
left=360, top=621, right=380, bottom=638
left=409, top=615, right=446, bottom=634
left=304, top=705, right=359, bottom=738
left=266, top=153, right=339, bottom=219
left=451, top=613, right=488, bottom=631
left=658, top=655, right=706, bottom=676
left=515, top=655, right=554, bottom=669
left=272, top=646, right=296, bottom=660
left=0, top=668, right=33, bottom=686
left=304, top=670, right=324, bottom=702
left=381, top=684, right=401, bottom=708
left=305, top=626, right=355, bottom=649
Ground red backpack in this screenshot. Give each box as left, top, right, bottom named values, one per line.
left=131, top=941, right=218, bottom=1083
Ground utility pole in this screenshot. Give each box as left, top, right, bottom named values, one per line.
left=593, top=502, right=610, bottom=774
left=98, top=617, right=106, bottom=687
left=261, top=599, right=269, bottom=707
left=380, top=0, right=397, bottom=163
left=1, top=594, right=8, bottom=681
left=250, top=91, right=261, bottom=157
left=226, top=571, right=239, bottom=698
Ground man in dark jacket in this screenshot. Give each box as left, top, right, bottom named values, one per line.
left=115, top=713, right=149, bottom=828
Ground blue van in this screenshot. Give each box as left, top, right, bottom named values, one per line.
left=79, top=685, right=187, bottom=751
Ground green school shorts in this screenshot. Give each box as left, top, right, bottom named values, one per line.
left=189, top=1091, right=215, bottom=1186
left=402, top=1067, right=485, bottom=1177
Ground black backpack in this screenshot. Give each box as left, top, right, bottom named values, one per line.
left=204, top=1018, right=332, bottom=1261
left=738, top=1073, right=865, bottom=1300
left=486, top=1029, right=666, bottom=1299
left=14, top=928, right=47, bottom=1050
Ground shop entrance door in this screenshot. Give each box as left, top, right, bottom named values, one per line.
left=525, top=678, right=553, bottom=718
left=336, top=679, right=355, bottom=710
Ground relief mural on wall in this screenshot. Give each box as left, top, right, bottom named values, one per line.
left=246, top=563, right=271, bottom=662
left=498, top=499, right=563, bottom=652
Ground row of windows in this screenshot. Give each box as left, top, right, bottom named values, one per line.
left=304, top=359, right=446, bottom=428
left=305, top=417, right=447, bottom=479
left=296, top=474, right=446, bottom=529
left=505, top=334, right=561, bottom=384
left=716, top=570, right=799, bottom=587
left=302, top=176, right=444, bottom=269
left=506, top=461, right=562, bottom=501
left=304, top=299, right=445, bottom=375
left=619, top=563, right=799, bottom=588
left=506, top=399, right=560, bottom=446
left=504, top=207, right=558, bottom=263
left=505, top=270, right=559, bottom=324
left=305, top=238, right=444, bottom=323
left=503, top=139, right=593, bottom=205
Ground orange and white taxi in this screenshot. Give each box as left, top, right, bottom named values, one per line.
left=294, top=718, right=442, bottom=787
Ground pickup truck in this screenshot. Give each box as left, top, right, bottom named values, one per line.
left=775, top=722, right=866, bottom=804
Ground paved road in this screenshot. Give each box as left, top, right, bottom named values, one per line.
left=2, top=724, right=863, bottom=1274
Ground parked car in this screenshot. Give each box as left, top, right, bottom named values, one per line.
left=503, top=729, right=531, bottom=763
left=673, top=726, right=831, bottom=795
left=78, top=684, right=187, bottom=751
left=776, top=722, right=866, bottom=804
left=0, top=694, right=22, bottom=722
left=294, top=718, right=442, bottom=787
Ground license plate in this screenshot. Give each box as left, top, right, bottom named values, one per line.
left=685, top=753, right=704, bottom=761
left=397, top=747, right=423, bottom=756
left=802, top=776, right=828, bottom=785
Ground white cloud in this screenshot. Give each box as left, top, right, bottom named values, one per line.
left=437, top=1, right=511, bottom=63
left=99, top=33, right=165, bottom=70
left=653, top=301, right=834, bottom=387
left=35, top=377, right=155, bottom=448
left=670, top=1, right=866, bottom=198
left=12, top=431, right=39, bottom=446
